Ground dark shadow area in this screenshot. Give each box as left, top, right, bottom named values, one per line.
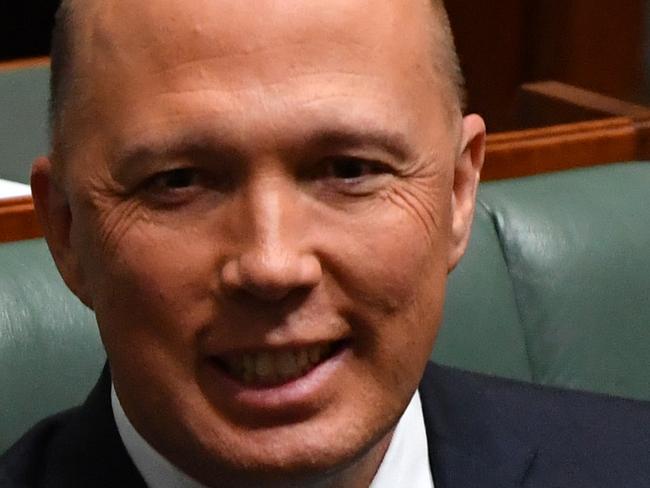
left=0, top=1, right=60, bottom=61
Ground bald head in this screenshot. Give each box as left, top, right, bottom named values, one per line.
left=34, top=3, right=486, bottom=485
left=49, top=0, right=465, bottom=159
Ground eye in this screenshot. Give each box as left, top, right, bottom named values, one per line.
left=150, top=168, right=200, bottom=190
left=139, top=167, right=208, bottom=205
left=324, top=157, right=386, bottom=181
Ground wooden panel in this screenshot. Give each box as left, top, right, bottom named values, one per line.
left=513, top=82, right=616, bottom=129
left=483, top=118, right=638, bottom=180
left=445, top=0, right=526, bottom=130
left=0, top=56, right=49, bottom=72
left=525, top=0, right=645, bottom=101
left=482, top=82, right=650, bottom=180
left=520, top=82, right=650, bottom=119
left=519, top=83, right=650, bottom=154
left=0, top=197, right=42, bottom=243
left=445, top=0, right=646, bottom=129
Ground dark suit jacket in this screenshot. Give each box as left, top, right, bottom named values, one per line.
left=2, top=362, right=650, bottom=487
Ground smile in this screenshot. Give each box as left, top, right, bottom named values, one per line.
left=214, top=341, right=344, bottom=387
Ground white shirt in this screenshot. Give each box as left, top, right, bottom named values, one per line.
left=112, top=386, right=434, bottom=488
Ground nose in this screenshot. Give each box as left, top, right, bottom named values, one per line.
left=220, top=177, right=322, bottom=301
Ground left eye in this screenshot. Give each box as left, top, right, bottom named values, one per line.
left=324, top=157, right=384, bottom=180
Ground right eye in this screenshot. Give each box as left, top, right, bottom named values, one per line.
left=140, top=168, right=206, bottom=205
left=150, top=168, right=201, bottom=190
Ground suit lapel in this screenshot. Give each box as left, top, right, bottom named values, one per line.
left=44, top=363, right=146, bottom=487
left=419, top=363, right=539, bottom=488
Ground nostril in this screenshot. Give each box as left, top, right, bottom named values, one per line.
left=220, top=253, right=322, bottom=301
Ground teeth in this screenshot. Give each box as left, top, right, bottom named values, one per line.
left=220, top=343, right=337, bottom=386
left=256, top=352, right=275, bottom=378
left=296, top=349, right=309, bottom=369
left=243, top=354, right=255, bottom=373
left=277, top=351, right=298, bottom=379
left=308, top=345, right=321, bottom=363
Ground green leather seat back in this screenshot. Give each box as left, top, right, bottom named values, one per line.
left=0, top=239, right=105, bottom=453
left=433, top=204, right=533, bottom=382
left=476, top=162, right=650, bottom=400
left=0, top=65, right=50, bottom=183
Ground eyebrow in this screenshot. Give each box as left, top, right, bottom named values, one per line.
left=111, top=124, right=414, bottom=176
left=305, top=127, right=413, bottom=161
left=110, top=133, right=242, bottom=181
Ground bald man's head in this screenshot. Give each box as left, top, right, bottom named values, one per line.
left=33, top=2, right=486, bottom=484
left=48, top=0, right=465, bottom=159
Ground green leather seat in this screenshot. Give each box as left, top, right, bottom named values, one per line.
left=0, top=64, right=50, bottom=184
left=0, top=240, right=105, bottom=454
left=1, top=162, right=649, bottom=454
left=434, top=161, right=650, bottom=400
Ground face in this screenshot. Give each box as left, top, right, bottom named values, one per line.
left=34, top=0, right=485, bottom=485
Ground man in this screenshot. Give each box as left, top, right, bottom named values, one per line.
left=1, top=0, right=649, bottom=486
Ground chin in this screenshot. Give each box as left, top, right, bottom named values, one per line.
left=168, top=393, right=395, bottom=486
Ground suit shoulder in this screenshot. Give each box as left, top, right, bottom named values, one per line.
left=0, top=408, right=81, bottom=487
left=421, top=362, right=650, bottom=485
left=423, top=362, right=650, bottom=423
left=425, top=362, right=650, bottom=412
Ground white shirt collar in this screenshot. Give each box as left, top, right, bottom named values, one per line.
left=111, top=385, right=205, bottom=487
left=369, top=390, right=435, bottom=488
left=111, top=385, right=434, bottom=488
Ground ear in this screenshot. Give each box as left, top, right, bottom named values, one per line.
left=31, top=157, right=93, bottom=308
left=448, top=114, right=486, bottom=272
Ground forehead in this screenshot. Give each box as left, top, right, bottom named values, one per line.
left=68, top=0, right=454, bottom=159
left=75, top=0, right=438, bottom=90
left=79, top=0, right=434, bottom=64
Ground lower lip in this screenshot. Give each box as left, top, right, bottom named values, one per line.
left=202, top=344, right=350, bottom=421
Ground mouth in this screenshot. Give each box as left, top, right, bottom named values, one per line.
left=213, top=340, right=347, bottom=387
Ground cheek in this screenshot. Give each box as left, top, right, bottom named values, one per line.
left=340, top=193, right=450, bottom=312
left=329, top=201, right=450, bottom=369
left=369, top=223, right=447, bottom=345
left=80, top=216, right=216, bottom=359
left=318, top=209, right=449, bottom=420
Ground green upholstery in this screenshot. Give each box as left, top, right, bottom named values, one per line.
left=0, top=65, right=50, bottom=183
left=434, top=162, right=650, bottom=401
left=0, top=240, right=105, bottom=453
left=1, top=162, right=649, bottom=454
left=434, top=203, right=533, bottom=382
left=484, top=163, right=650, bottom=395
